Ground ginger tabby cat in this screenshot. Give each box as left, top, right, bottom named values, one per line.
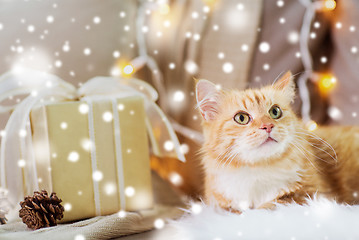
left=196, top=71, right=359, bottom=212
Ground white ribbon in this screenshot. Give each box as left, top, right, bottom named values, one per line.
left=84, top=99, right=101, bottom=216
left=111, top=99, right=126, bottom=210
left=0, top=68, right=185, bottom=213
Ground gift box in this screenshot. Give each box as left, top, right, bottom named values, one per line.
left=0, top=69, right=185, bottom=223
left=30, top=96, right=153, bottom=222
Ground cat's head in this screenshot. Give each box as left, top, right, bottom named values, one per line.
left=196, top=71, right=299, bottom=165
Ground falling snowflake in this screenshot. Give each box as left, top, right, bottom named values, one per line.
left=191, top=203, right=202, bottom=214
left=27, top=25, right=35, bottom=32
left=180, top=143, right=189, bottom=154
left=287, top=31, right=299, bottom=44
left=184, top=60, right=198, bottom=74
left=119, top=11, right=126, bottom=18
left=222, top=62, right=233, bottom=73
left=118, top=210, right=126, bottom=218
left=78, top=103, right=89, bottom=114
left=102, top=111, right=113, bottom=122
left=83, top=48, right=91, bottom=56
left=68, top=151, right=79, bottom=162
left=164, top=140, right=174, bottom=151
left=154, top=218, right=165, bottom=229
left=237, top=3, right=244, bottom=10
left=81, top=138, right=92, bottom=151
left=335, top=22, right=342, bottom=29
left=74, top=234, right=85, bottom=240
left=118, top=104, right=125, bottom=111
left=46, top=16, right=54, bottom=23
left=64, top=203, right=72, bottom=211
left=173, top=91, right=185, bottom=102
left=313, top=21, right=320, bottom=28
left=277, top=0, right=284, bottom=7
left=263, top=63, right=270, bottom=71
left=60, top=122, right=68, bottom=129
left=169, top=62, right=176, bottom=69
left=19, top=129, right=27, bottom=137
left=93, top=16, right=101, bottom=24
left=351, top=46, right=357, bottom=54
left=125, top=186, right=135, bottom=197
left=192, top=11, right=199, bottom=19
left=169, top=172, right=183, bottom=186
left=92, top=171, right=103, bottom=182
left=328, top=106, right=342, bottom=120
left=18, top=159, right=26, bottom=168
left=259, top=42, right=270, bottom=53
left=241, top=44, right=249, bottom=52
left=55, top=60, right=62, bottom=68
left=193, top=33, right=201, bottom=41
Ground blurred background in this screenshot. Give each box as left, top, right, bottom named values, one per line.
left=0, top=0, right=358, bottom=199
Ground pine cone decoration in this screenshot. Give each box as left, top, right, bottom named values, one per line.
left=19, top=190, right=64, bottom=230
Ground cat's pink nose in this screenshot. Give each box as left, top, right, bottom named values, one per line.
left=260, top=123, right=274, bottom=133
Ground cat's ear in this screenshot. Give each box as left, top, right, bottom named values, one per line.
left=273, top=71, right=295, bottom=100
left=196, top=79, right=220, bottom=121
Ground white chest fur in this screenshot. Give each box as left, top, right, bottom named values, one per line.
left=209, top=165, right=302, bottom=210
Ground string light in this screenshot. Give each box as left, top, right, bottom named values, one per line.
left=323, top=0, right=336, bottom=11
left=122, top=64, right=134, bottom=76
left=317, top=73, right=337, bottom=95
left=306, top=120, right=318, bottom=131
left=298, top=0, right=337, bottom=124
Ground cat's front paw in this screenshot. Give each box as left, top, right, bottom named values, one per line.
left=222, top=207, right=242, bottom=214
left=258, top=202, right=277, bottom=210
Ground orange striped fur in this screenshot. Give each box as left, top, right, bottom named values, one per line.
left=196, top=71, right=359, bottom=212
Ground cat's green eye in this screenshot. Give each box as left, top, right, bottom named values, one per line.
left=234, top=112, right=251, bottom=125
left=269, top=105, right=282, bottom=119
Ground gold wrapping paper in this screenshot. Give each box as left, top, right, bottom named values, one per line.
left=30, top=96, right=153, bottom=222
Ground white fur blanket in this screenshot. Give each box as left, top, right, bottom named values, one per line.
left=163, top=198, right=359, bottom=240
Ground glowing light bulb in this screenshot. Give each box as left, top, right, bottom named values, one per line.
left=123, top=64, right=134, bottom=76
left=318, top=74, right=337, bottom=95
left=323, top=0, right=336, bottom=11
left=306, top=120, right=318, bottom=131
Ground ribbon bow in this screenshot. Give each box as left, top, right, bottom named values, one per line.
left=0, top=68, right=185, bottom=208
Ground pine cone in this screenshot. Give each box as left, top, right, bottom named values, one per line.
left=19, top=190, right=64, bottom=230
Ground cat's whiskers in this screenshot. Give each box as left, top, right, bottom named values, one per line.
left=295, top=129, right=336, bottom=151
left=292, top=134, right=337, bottom=163
left=289, top=141, right=324, bottom=174
left=221, top=150, right=239, bottom=169
left=215, top=142, right=241, bottom=169
left=224, top=151, right=240, bottom=168
left=295, top=129, right=337, bottom=159
left=292, top=138, right=335, bottom=166
left=214, top=147, right=233, bottom=169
